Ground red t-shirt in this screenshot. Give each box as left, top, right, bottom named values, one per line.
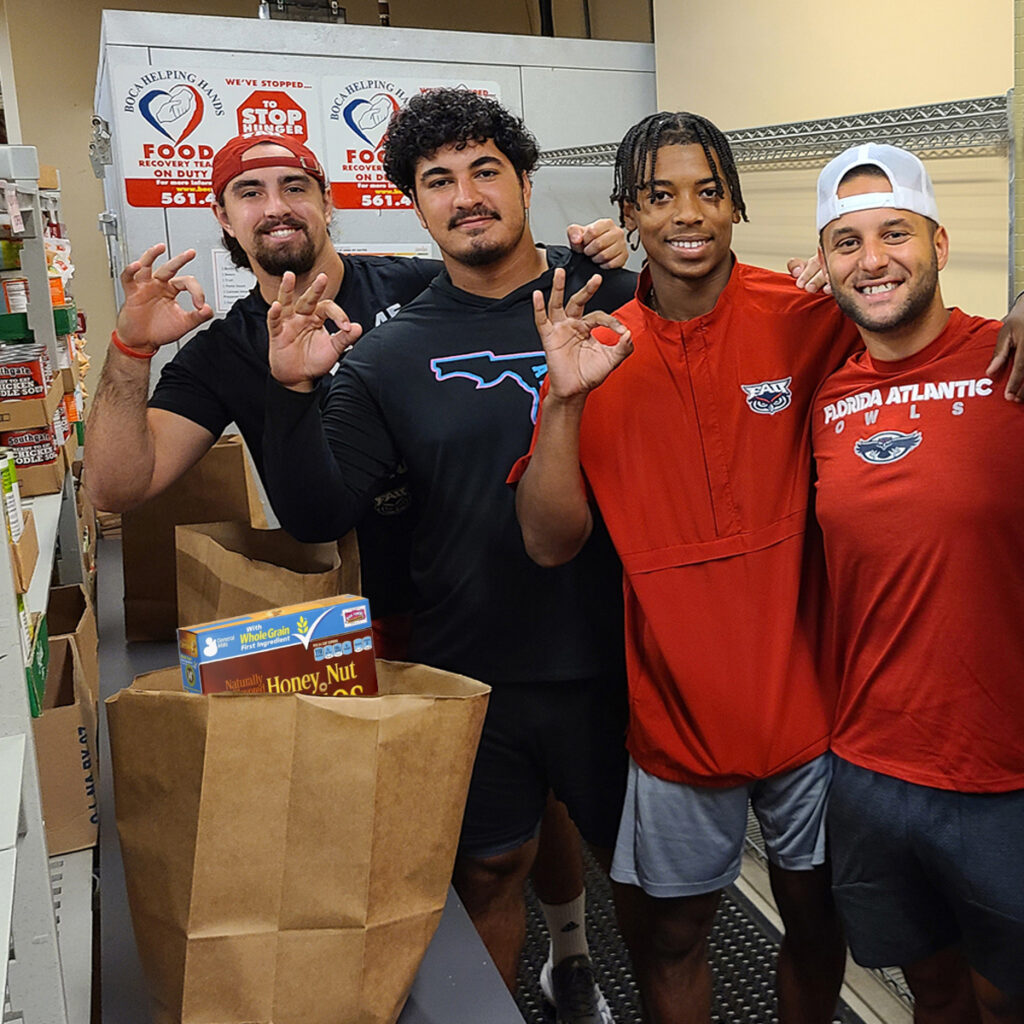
left=512, top=262, right=857, bottom=785
left=813, top=308, right=1024, bottom=793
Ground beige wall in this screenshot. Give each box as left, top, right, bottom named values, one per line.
left=653, top=0, right=1014, bottom=318
left=654, top=0, right=1011, bottom=128
left=0, top=0, right=651, bottom=400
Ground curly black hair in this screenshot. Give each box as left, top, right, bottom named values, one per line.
left=611, top=111, right=748, bottom=225
left=382, top=88, right=539, bottom=198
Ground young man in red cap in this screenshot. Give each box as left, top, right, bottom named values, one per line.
left=813, top=143, right=1024, bottom=1024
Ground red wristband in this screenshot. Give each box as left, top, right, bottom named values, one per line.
left=111, top=330, right=157, bottom=360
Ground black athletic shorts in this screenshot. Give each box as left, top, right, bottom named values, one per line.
left=458, top=673, right=629, bottom=859
left=829, top=757, right=1024, bottom=994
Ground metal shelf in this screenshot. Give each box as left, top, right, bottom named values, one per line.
left=24, top=491, right=62, bottom=617
left=0, top=734, right=25, bottom=1009
left=0, top=735, right=24, bottom=850
left=539, top=94, right=1011, bottom=170
left=51, top=850, right=93, bottom=1024
left=0, top=145, right=80, bottom=1024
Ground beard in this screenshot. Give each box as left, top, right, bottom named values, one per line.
left=832, top=251, right=940, bottom=333
left=441, top=203, right=526, bottom=268
left=250, top=220, right=318, bottom=277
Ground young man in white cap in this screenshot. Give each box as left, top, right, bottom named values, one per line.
left=813, top=143, right=1024, bottom=1024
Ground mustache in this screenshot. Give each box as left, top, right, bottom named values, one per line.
left=256, top=216, right=308, bottom=235
left=448, top=206, right=500, bottom=230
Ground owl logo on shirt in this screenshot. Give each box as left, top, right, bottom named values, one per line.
left=741, top=377, right=792, bottom=415
left=854, top=430, right=923, bottom=464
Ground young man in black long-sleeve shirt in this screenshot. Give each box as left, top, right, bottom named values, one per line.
left=261, top=89, right=637, bottom=1023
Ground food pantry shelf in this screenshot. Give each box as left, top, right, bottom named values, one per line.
left=51, top=849, right=93, bottom=1024
left=1, top=734, right=26, bottom=1006
left=24, top=491, right=62, bottom=615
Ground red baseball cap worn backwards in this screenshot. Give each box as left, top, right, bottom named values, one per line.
left=210, top=134, right=327, bottom=201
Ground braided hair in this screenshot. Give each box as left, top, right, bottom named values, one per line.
left=611, top=112, right=748, bottom=226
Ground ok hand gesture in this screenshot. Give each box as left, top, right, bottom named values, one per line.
left=533, top=268, right=633, bottom=401
left=115, top=244, right=214, bottom=354
left=267, top=271, right=362, bottom=391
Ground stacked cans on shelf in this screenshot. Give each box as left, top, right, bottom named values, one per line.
left=0, top=342, right=68, bottom=486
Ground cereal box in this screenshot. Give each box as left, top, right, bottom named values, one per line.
left=177, top=595, right=377, bottom=697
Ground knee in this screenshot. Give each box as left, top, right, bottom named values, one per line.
left=454, top=844, right=535, bottom=907
left=972, top=973, right=1024, bottom=1021
left=647, top=893, right=720, bottom=964
left=903, top=948, right=971, bottom=1009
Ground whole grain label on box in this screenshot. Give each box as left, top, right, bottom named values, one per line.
left=178, top=594, right=378, bottom=697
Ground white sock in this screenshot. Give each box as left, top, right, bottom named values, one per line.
left=540, top=892, right=590, bottom=964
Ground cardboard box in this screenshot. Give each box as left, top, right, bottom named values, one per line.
left=8, top=506, right=38, bottom=593
left=71, top=462, right=97, bottom=602
left=61, top=435, right=76, bottom=473
left=0, top=375, right=61, bottom=429
left=32, top=637, right=98, bottom=855
left=47, top=583, right=99, bottom=703
left=38, top=165, right=60, bottom=190
left=178, top=595, right=377, bottom=697
left=13, top=453, right=64, bottom=498
left=59, top=360, right=79, bottom=393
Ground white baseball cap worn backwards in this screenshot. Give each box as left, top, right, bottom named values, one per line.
left=816, top=143, right=939, bottom=232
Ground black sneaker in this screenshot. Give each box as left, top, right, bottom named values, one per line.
left=543, top=954, right=614, bottom=1024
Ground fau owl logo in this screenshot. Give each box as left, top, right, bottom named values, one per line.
left=854, top=430, right=923, bottom=464
left=741, top=377, right=792, bottom=415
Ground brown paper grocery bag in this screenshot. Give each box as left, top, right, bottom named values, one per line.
left=175, top=521, right=348, bottom=627
left=121, top=435, right=266, bottom=641
left=106, top=660, right=489, bottom=1024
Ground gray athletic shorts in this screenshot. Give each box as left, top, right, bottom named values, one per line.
left=611, top=753, right=832, bottom=897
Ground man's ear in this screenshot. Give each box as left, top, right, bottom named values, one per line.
left=322, top=187, right=334, bottom=228
left=411, top=194, right=428, bottom=231
left=622, top=201, right=638, bottom=234
left=817, top=245, right=831, bottom=286
left=934, top=225, right=950, bottom=272
left=521, top=172, right=532, bottom=210
left=212, top=199, right=234, bottom=236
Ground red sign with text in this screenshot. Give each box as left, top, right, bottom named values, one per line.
left=237, top=91, right=308, bottom=142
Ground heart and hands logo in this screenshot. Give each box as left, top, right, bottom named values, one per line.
left=342, top=91, right=400, bottom=149
left=139, top=84, right=205, bottom=143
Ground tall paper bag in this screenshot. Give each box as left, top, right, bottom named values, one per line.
left=106, top=660, right=489, bottom=1024
left=175, top=521, right=345, bottom=627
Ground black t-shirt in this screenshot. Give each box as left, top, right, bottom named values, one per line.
left=148, top=254, right=441, bottom=616
left=263, top=246, right=638, bottom=683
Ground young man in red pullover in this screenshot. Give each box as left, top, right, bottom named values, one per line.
left=512, top=114, right=1024, bottom=1023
